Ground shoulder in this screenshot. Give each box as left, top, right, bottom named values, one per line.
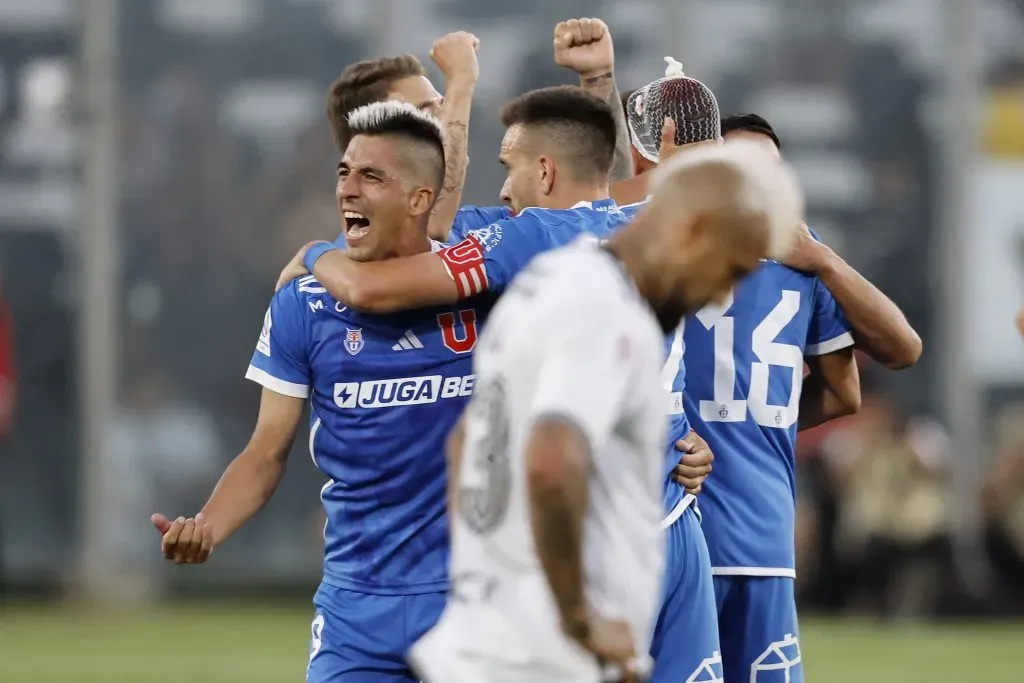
left=274, top=275, right=344, bottom=317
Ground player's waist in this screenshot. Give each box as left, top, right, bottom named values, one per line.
left=321, top=565, right=450, bottom=595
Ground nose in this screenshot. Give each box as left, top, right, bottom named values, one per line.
left=338, top=172, right=359, bottom=201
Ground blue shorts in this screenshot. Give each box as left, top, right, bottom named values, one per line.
left=649, top=506, right=722, bottom=683
left=306, top=582, right=446, bottom=683
left=713, top=576, right=803, bottom=683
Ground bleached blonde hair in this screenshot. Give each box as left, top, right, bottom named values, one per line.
left=648, top=139, right=803, bottom=259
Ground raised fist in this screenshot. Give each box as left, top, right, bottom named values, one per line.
left=553, top=18, right=614, bottom=78
left=430, top=31, right=480, bottom=85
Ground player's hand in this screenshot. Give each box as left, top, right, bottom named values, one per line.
left=276, top=243, right=315, bottom=291
left=672, top=430, right=714, bottom=495
left=152, top=512, right=215, bottom=565
left=553, top=18, right=615, bottom=78
left=658, top=117, right=685, bottom=163
left=780, top=223, right=829, bottom=273
left=1016, top=308, right=1024, bottom=339
left=430, top=32, right=480, bottom=85
left=581, top=614, right=643, bottom=683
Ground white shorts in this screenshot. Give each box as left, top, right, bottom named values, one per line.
left=410, top=618, right=601, bottom=683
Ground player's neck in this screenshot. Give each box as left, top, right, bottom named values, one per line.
left=389, top=224, right=433, bottom=258
left=549, top=182, right=610, bottom=210
left=604, top=232, right=658, bottom=303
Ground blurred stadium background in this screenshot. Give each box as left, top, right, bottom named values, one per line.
left=1, top=0, right=1024, bottom=680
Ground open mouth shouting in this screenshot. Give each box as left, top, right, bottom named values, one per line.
left=343, top=210, right=371, bottom=242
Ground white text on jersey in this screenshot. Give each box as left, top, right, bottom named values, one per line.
left=334, top=374, right=475, bottom=409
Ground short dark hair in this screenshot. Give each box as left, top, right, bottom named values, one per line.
left=347, top=101, right=446, bottom=190
left=499, top=86, right=617, bottom=182
left=720, top=113, right=781, bottom=150
left=327, top=55, right=427, bottom=152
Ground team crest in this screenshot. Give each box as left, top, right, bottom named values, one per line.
left=344, top=328, right=364, bottom=356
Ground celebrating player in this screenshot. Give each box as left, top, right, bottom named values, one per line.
left=153, top=102, right=490, bottom=683
left=680, top=112, right=921, bottom=682
left=410, top=140, right=803, bottom=683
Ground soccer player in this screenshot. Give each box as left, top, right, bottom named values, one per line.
left=409, top=140, right=804, bottom=683
left=682, top=113, right=922, bottom=683
left=153, top=102, right=488, bottom=683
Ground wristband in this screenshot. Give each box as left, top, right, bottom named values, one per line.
left=303, top=242, right=338, bottom=274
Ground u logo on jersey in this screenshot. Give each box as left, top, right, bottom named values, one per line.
left=437, top=309, right=478, bottom=354
left=344, top=328, right=364, bottom=356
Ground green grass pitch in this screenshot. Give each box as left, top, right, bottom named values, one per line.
left=1, top=603, right=1021, bottom=682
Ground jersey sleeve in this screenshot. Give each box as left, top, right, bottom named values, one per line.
left=527, top=284, right=637, bottom=451
left=805, top=277, right=855, bottom=356
left=448, top=205, right=512, bottom=243
left=436, top=214, right=548, bottom=299
left=244, top=283, right=312, bottom=398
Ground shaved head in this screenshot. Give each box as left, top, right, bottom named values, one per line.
left=608, top=140, right=803, bottom=330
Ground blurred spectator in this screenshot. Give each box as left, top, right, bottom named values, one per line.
left=981, top=403, right=1024, bottom=613
left=820, top=388, right=952, bottom=619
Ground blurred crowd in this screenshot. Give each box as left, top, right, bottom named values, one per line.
left=1, top=0, right=1024, bottom=614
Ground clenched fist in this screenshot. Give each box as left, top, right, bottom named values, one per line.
left=152, top=512, right=214, bottom=565
left=553, top=17, right=615, bottom=78
left=430, top=31, right=480, bottom=85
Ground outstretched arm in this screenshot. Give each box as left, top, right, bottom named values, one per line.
left=428, top=32, right=480, bottom=241
left=785, top=225, right=922, bottom=370
left=198, top=388, right=304, bottom=547
left=554, top=18, right=634, bottom=181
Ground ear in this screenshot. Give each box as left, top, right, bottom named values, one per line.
left=538, top=155, right=555, bottom=196
left=408, top=185, right=436, bottom=218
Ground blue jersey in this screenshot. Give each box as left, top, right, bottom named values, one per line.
left=614, top=201, right=693, bottom=517
left=438, top=198, right=625, bottom=300
left=683, top=259, right=853, bottom=574
left=247, top=273, right=485, bottom=595
left=448, top=205, right=511, bottom=243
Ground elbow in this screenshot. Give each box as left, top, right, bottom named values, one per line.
left=885, top=331, right=923, bottom=371
left=840, top=388, right=862, bottom=417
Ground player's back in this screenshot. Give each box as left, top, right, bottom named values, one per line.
left=248, top=274, right=488, bottom=594
left=428, top=241, right=666, bottom=678
left=683, top=260, right=852, bottom=572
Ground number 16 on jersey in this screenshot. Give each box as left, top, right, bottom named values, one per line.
left=682, top=290, right=804, bottom=430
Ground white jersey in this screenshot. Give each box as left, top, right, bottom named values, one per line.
left=411, top=241, right=667, bottom=683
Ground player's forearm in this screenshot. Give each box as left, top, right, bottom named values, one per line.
left=199, top=450, right=287, bottom=548
left=580, top=71, right=633, bottom=181
left=526, top=419, right=590, bottom=632
left=798, top=372, right=857, bottom=431
left=815, top=250, right=922, bottom=370
left=429, top=79, right=475, bottom=241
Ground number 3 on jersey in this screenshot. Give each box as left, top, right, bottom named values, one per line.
left=693, top=289, right=803, bottom=429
